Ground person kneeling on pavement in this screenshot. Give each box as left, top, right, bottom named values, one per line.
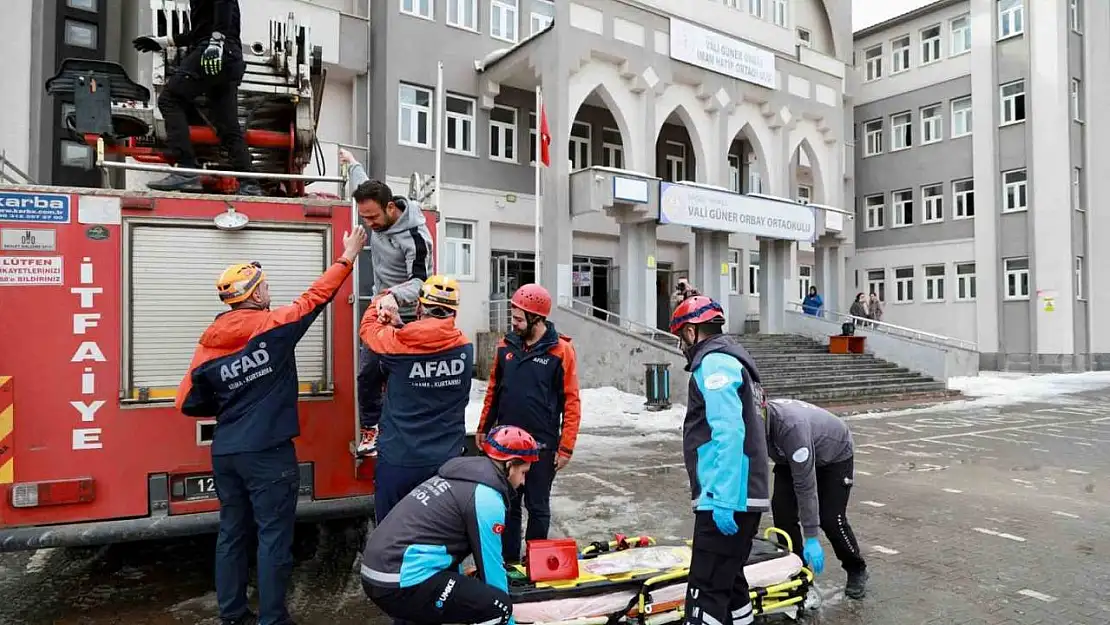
left=360, top=426, right=542, bottom=625
left=671, top=295, right=769, bottom=625
left=359, top=275, right=473, bottom=524
left=763, top=397, right=868, bottom=599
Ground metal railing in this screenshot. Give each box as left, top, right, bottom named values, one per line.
left=786, top=301, right=978, bottom=352
left=487, top=298, right=683, bottom=349
left=0, top=151, right=35, bottom=185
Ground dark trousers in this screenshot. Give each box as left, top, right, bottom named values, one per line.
left=211, top=441, right=299, bottom=625
left=364, top=570, right=512, bottom=625
left=503, top=450, right=557, bottom=563
left=158, top=42, right=252, bottom=171
left=771, top=457, right=866, bottom=574
left=357, top=346, right=385, bottom=430
left=685, top=510, right=762, bottom=625
left=374, top=462, right=441, bottom=525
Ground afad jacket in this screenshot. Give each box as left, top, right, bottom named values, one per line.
left=176, top=259, right=353, bottom=456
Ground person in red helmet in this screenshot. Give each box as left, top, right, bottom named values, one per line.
left=670, top=295, right=769, bottom=625
left=477, top=283, right=581, bottom=564
left=360, top=425, right=542, bottom=625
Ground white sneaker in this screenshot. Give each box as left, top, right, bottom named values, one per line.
left=357, top=427, right=378, bottom=456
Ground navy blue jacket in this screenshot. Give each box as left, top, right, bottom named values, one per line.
left=477, top=322, right=581, bottom=456
left=359, top=302, right=474, bottom=467
left=177, top=260, right=353, bottom=455
left=682, top=334, right=770, bottom=513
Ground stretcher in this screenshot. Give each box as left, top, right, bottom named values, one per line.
left=505, top=528, right=814, bottom=625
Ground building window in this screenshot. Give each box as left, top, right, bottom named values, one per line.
left=444, top=220, right=476, bottom=280
left=602, top=127, right=623, bottom=169
left=891, top=35, right=911, bottom=73
left=772, top=0, right=787, bottom=27
left=1075, top=256, right=1084, bottom=300
left=665, top=141, right=686, bottom=182
left=922, top=184, right=943, bottom=222
left=1072, top=167, right=1083, bottom=211
left=445, top=95, right=476, bottom=155
left=728, top=250, right=742, bottom=295
left=893, top=189, right=914, bottom=227
left=798, top=265, right=813, bottom=300
left=530, top=0, right=554, bottom=35
left=724, top=0, right=740, bottom=9
left=998, top=0, right=1024, bottom=39
left=64, top=19, right=98, bottom=48
left=796, top=184, right=812, bottom=205
left=569, top=121, right=591, bottom=170
left=953, top=179, right=975, bottom=218
left=1004, top=257, right=1030, bottom=300
left=864, top=45, right=883, bottom=81
left=489, top=105, right=517, bottom=163
left=447, top=0, right=478, bottom=30
left=66, top=0, right=97, bottom=11
left=748, top=0, right=764, bottom=20
left=1002, top=169, right=1027, bottom=212
left=728, top=154, right=742, bottom=192
left=1071, top=78, right=1082, bottom=121
left=400, top=0, right=433, bottom=20
left=950, top=14, right=971, bottom=55
left=921, top=104, right=942, bottom=144
left=921, top=25, right=941, bottom=64
left=748, top=170, right=763, bottom=194
left=748, top=252, right=760, bottom=296
left=863, top=194, right=885, bottom=231
left=891, top=112, right=912, bottom=150
left=923, top=265, right=946, bottom=302
left=1070, top=0, right=1082, bottom=33
left=60, top=140, right=93, bottom=168
left=863, top=119, right=883, bottom=156
left=491, top=0, right=519, bottom=43
left=867, top=269, right=886, bottom=302
left=951, top=96, right=972, bottom=137
left=529, top=112, right=538, bottom=164
left=1000, top=80, right=1025, bottom=125
left=955, top=263, right=976, bottom=301
left=398, top=83, right=433, bottom=148
left=894, top=267, right=914, bottom=303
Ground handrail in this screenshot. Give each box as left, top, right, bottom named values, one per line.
left=487, top=297, right=683, bottom=348
left=0, top=151, right=35, bottom=185
left=787, top=301, right=978, bottom=351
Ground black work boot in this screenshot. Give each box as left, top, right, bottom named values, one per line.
left=148, top=172, right=203, bottom=192
left=222, top=612, right=258, bottom=625
left=845, top=569, right=869, bottom=600
left=238, top=180, right=264, bottom=196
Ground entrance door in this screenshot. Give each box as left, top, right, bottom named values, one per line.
left=656, top=262, right=673, bottom=331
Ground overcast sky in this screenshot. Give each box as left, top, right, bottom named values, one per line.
left=854, top=0, right=933, bottom=31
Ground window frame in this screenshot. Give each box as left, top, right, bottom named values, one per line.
left=951, top=96, right=972, bottom=137
left=748, top=0, right=765, bottom=20
left=1000, top=80, right=1026, bottom=126
left=490, top=0, right=519, bottom=44
left=866, top=269, right=886, bottom=302
left=1070, top=0, right=1082, bottom=33
left=950, top=14, right=971, bottom=55
left=921, top=104, right=942, bottom=144
left=569, top=120, right=591, bottom=170
left=953, top=178, right=975, bottom=219
left=748, top=252, right=760, bottom=297
left=398, top=83, right=433, bottom=149
left=601, top=127, right=624, bottom=169
left=891, top=111, right=912, bottom=151
left=1076, top=256, right=1084, bottom=300
left=446, top=0, right=478, bottom=31
left=728, top=249, right=742, bottom=295
left=1071, top=78, right=1083, bottom=122
left=920, top=24, right=942, bottom=65
left=444, top=94, right=477, bottom=156
left=864, top=45, right=883, bottom=82
left=1003, top=257, right=1030, bottom=300
left=923, top=264, right=946, bottom=302
left=1002, top=169, right=1028, bottom=213
left=891, top=35, right=911, bottom=74
left=922, top=184, right=944, bottom=223
left=444, top=219, right=477, bottom=281
left=664, top=140, right=687, bottom=182
left=400, top=0, right=434, bottom=21
left=892, top=189, right=914, bottom=227
left=798, top=265, right=813, bottom=300
left=863, top=194, right=885, bottom=231
left=530, top=0, right=554, bottom=36
left=863, top=119, right=884, bottom=156
left=488, top=104, right=518, bottom=163
left=772, top=0, right=787, bottom=27
left=894, top=267, right=915, bottom=303
left=955, top=262, right=977, bottom=301
left=998, top=0, right=1024, bottom=40
left=1072, top=167, right=1083, bottom=211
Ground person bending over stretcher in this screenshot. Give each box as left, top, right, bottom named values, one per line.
left=671, top=296, right=769, bottom=625
left=763, top=398, right=868, bottom=599
left=359, top=426, right=542, bottom=625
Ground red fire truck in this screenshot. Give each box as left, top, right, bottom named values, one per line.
left=0, top=10, right=438, bottom=552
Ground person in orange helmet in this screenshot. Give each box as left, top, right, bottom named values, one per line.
left=477, top=283, right=580, bottom=564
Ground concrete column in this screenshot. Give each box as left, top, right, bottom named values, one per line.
left=739, top=247, right=753, bottom=331
left=539, top=63, right=573, bottom=305
left=970, top=0, right=1001, bottom=355
left=814, top=244, right=830, bottom=310
left=643, top=87, right=658, bottom=176
left=615, top=216, right=658, bottom=327
left=692, top=229, right=729, bottom=322
left=715, top=109, right=731, bottom=189
left=758, top=238, right=797, bottom=333
left=828, top=245, right=845, bottom=315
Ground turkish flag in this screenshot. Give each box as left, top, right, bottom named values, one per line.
left=539, top=104, right=551, bottom=167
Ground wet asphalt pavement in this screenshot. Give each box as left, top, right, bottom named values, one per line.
left=3, top=382, right=1110, bottom=624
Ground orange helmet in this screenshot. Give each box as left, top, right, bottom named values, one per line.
left=511, top=283, right=552, bottom=317
left=216, top=261, right=265, bottom=305
left=480, top=425, right=542, bottom=464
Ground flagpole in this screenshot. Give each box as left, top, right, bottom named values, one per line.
left=534, top=85, right=543, bottom=282
left=434, top=61, right=445, bottom=272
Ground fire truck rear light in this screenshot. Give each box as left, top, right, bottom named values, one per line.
left=303, top=204, right=332, bottom=217
left=121, top=196, right=154, bottom=209
left=9, top=478, right=96, bottom=508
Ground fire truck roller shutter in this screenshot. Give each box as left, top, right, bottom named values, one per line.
left=128, top=224, right=329, bottom=401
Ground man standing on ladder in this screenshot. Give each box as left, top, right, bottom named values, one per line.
left=338, top=148, right=435, bottom=457
left=132, top=0, right=261, bottom=195
left=477, top=283, right=581, bottom=564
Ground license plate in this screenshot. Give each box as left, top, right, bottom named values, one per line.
left=182, top=474, right=218, bottom=501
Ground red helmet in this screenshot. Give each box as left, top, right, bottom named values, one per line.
left=669, top=295, right=725, bottom=334
left=511, top=283, right=552, bottom=317
left=480, top=425, right=542, bottom=463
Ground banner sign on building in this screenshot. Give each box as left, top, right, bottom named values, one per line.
left=668, top=18, right=777, bottom=90
left=658, top=183, right=815, bottom=242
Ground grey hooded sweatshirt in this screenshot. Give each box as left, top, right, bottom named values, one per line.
left=348, top=162, right=434, bottom=314
left=360, top=456, right=513, bottom=593
left=765, top=398, right=854, bottom=538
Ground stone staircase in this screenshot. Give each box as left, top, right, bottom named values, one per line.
left=731, top=333, right=956, bottom=406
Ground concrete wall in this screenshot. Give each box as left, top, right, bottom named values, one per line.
left=549, top=305, right=690, bottom=405
left=783, top=310, right=978, bottom=382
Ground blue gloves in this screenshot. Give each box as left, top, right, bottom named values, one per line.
left=803, top=537, right=825, bottom=574
left=711, top=507, right=738, bottom=535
